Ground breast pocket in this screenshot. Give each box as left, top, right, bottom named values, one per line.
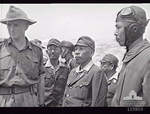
left=0, top=54, right=12, bottom=80
left=23, top=54, right=40, bottom=80
left=74, top=80, right=91, bottom=100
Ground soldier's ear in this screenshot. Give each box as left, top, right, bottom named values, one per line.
left=25, top=24, right=29, bottom=31
left=146, top=19, right=150, bottom=26
left=110, top=64, right=114, bottom=70
left=89, top=49, right=94, bottom=58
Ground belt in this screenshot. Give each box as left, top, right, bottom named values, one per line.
left=0, top=86, right=33, bottom=95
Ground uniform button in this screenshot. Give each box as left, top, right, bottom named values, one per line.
left=69, top=86, right=73, bottom=89
left=66, top=94, right=70, bottom=97
left=79, top=84, right=83, bottom=87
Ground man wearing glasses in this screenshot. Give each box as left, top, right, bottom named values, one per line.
left=44, top=39, right=69, bottom=107
left=112, top=6, right=150, bottom=106
left=100, top=54, right=119, bottom=107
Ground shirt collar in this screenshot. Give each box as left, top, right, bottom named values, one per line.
left=45, top=59, right=53, bottom=68
left=75, top=60, right=94, bottom=73
left=45, top=58, right=60, bottom=70
left=123, top=39, right=150, bottom=63
left=108, top=75, right=115, bottom=82
left=8, top=37, right=33, bottom=50
left=105, top=71, right=117, bottom=82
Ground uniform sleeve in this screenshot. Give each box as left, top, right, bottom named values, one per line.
left=142, top=60, right=150, bottom=106
left=91, top=71, right=108, bottom=107
left=47, top=66, right=70, bottom=106
left=38, top=48, right=45, bottom=76
left=37, top=48, right=45, bottom=105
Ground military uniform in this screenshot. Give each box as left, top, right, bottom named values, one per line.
left=0, top=38, right=44, bottom=107
left=112, top=6, right=150, bottom=106
left=112, top=39, right=150, bottom=106
left=62, top=61, right=107, bottom=107
left=43, top=39, right=70, bottom=107
left=59, top=40, right=78, bottom=71
left=44, top=59, right=69, bottom=106
left=100, top=54, right=119, bottom=107
left=107, top=77, right=118, bottom=107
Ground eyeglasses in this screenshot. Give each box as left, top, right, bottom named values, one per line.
left=100, top=61, right=113, bottom=66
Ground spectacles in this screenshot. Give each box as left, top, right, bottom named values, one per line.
left=100, top=61, right=113, bottom=66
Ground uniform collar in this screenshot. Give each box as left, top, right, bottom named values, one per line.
left=75, top=60, right=94, bottom=73
left=45, top=58, right=60, bottom=70
left=123, top=39, right=150, bottom=63
left=7, top=37, right=33, bottom=50
left=105, top=71, right=117, bottom=82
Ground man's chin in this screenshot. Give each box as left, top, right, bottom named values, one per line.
left=118, top=42, right=125, bottom=46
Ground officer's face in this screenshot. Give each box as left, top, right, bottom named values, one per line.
left=74, top=45, right=93, bottom=65
left=47, top=45, right=61, bottom=60
left=100, top=61, right=114, bottom=72
left=61, top=46, right=70, bottom=58
left=114, top=21, right=127, bottom=46
left=7, top=20, right=29, bottom=40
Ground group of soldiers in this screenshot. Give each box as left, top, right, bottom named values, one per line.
left=0, top=5, right=150, bottom=107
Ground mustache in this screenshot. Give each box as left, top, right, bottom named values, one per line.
left=75, top=56, right=81, bottom=58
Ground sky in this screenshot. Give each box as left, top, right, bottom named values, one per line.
left=0, top=4, right=150, bottom=44
left=0, top=4, right=150, bottom=72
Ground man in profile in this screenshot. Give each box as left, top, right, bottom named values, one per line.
left=100, top=54, right=119, bottom=106
left=112, top=6, right=150, bottom=106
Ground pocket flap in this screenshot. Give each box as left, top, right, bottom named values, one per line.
left=75, top=78, right=91, bottom=88
left=25, top=54, right=39, bottom=63
left=0, top=47, right=11, bottom=59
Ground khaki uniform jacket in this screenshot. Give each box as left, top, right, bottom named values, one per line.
left=107, top=78, right=118, bottom=107
left=112, top=39, right=150, bottom=107
left=0, top=38, right=45, bottom=107
left=62, top=63, right=108, bottom=107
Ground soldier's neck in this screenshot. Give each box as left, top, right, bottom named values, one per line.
left=126, top=36, right=143, bottom=51
left=105, top=70, right=116, bottom=80
left=80, top=58, right=92, bottom=70
left=12, top=36, right=27, bottom=50
left=50, top=58, right=59, bottom=68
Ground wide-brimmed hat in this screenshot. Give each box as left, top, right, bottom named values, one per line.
left=0, top=5, right=36, bottom=25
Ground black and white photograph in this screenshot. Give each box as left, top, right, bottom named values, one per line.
left=0, top=3, right=150, bottom=108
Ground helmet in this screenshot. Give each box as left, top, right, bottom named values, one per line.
left=116, top=6, right=149, bottom=46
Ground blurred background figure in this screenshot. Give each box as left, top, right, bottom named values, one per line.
left=43, top=38, right=69, bottom=107
left=31, top=39, right=45, bottom=49
left=43, top=38, right=61, bottom=106
left=59, top=40, right=78, bottom=71
left=0, top=38, right=4, bottom=45
left=31, top=39, right=48, bottom=66
left=100, top=54, right=119, bottom=107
